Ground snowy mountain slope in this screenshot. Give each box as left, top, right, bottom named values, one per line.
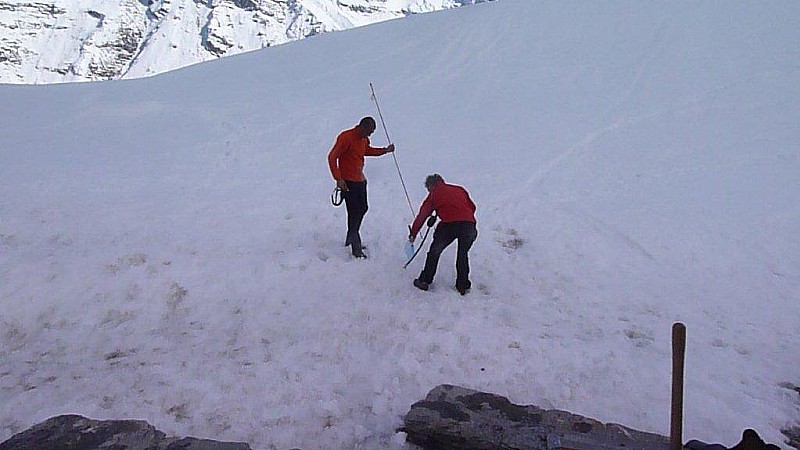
left=1, top=0, right=800, bottom=449
left=0, top=0, right=491, bottom=84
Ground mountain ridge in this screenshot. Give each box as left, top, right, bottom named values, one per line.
left=0, top=0, right=491, bottom=84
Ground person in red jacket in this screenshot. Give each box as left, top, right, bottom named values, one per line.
left=328, top=117, right=395, bottom=258
left=409, top=174, right=477, bottom=295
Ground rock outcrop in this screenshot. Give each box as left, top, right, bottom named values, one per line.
left=0, top=415, right=251, bottom=450
left=402, top=385, right=787, bottom=450
left=402, top=384, right=671, bottom=450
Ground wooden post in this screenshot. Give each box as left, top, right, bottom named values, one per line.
left=671, top=322, right=686, bottom=450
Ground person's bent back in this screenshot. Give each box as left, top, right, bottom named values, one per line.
left=409, top=174, right=477, bottom=295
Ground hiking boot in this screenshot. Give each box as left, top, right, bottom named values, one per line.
left=456, top=280, right=471, bottom=295
left=413, top=279, right=430, bottom=291
left=346, top=237, right=366, bottom=249
left=352, top=249, right=368, bottom=259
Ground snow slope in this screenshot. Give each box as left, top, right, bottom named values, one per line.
left=2, top=1, right=800, bottom=449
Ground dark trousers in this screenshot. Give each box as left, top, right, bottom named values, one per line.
left=419, top=221, right=477, bottom=290
left=342, top=180, right=368, bottom=252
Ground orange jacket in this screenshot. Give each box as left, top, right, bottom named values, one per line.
left=328, top=126, right=386, bottom=182
left=410, top=181, right=477, bottom=237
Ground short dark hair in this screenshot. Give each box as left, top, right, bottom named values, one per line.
left=425, top=174, right=444, bottom=189
left=359, top=116, right=376, bottom=129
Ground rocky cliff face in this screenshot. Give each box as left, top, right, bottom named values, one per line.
left=0, top=0, right=492, bottom=84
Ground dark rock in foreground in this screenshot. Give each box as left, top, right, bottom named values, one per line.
left=686, top=428, right=782, bottom=450
left=402, top=384, right=670, bottom=450
left=402, top=384, right=787, bottom=450
left=0, top=415, right=250, bottom=450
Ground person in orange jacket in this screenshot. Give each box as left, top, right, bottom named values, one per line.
left=328, top=117, right=395, bottom=258
left=409, top=174, right=477, bottom=295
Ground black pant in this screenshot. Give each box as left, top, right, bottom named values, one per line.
left=419, top=221, right=477, bottom=290
left=342, top=180, right=368, bottom=252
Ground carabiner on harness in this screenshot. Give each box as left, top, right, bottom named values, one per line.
left=331, top=187, right=343, bottom=207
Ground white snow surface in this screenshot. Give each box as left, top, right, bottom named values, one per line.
left=1, top=1, right=800, bottom=449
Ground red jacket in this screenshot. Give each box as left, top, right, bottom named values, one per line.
left=410, top=181, right=476, bottom=237
left=327, top=126, right=386, bottom=182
